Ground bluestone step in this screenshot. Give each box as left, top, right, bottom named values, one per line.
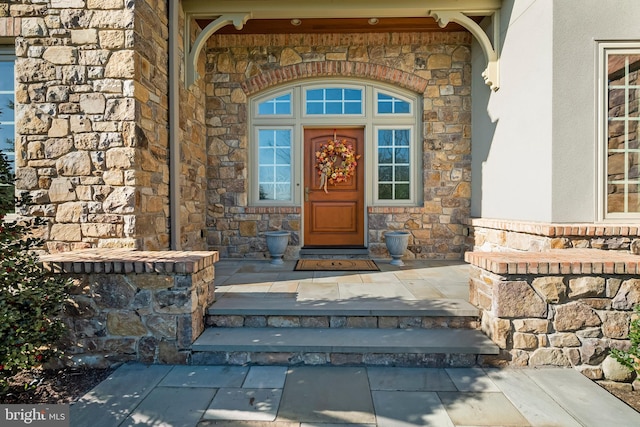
left=207, top=297, right=479, bottom=317
left=193, top=327, right=499, bottom=354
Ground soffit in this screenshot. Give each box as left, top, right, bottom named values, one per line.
left=182, top=0, right=501, bottom=19
left=181, top=0, right=502, bottom=89
left=206, top=17, right=479, bottom=34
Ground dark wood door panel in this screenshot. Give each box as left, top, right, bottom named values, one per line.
left=304, top=128, right=364, bottom=247
left=311, top=202, right=358, bottom=232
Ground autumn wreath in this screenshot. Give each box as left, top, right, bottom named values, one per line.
left=315, top=136, right=361, bottom=193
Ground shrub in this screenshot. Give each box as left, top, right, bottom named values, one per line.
left=0, top=150, right=71, bottom=393
left=610, top=305, right=640, bottom=375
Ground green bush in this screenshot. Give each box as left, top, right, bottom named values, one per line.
left=0, top=150, right=71, bottom=394
left=610, top=305, right=640, bottom=375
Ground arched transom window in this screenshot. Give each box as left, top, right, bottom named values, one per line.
left=249, top=80, right=421, bottom=206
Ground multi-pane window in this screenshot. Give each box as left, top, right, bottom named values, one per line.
left=377, top=129, right=411, bottom=200
left=250, top=82, right=419, bottom=206
left=377, top=92, right=410, bottom=114
left=258, top=93, right=292, bottom=116
left=305, top=87, right=362, bottom=115
left=258, top=129, right=292, bottom=201
left=0, top=48, right=15, bottom=212
left=603, top=47, right=640, bottom=216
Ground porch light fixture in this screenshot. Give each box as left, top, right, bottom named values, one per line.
left=291, top=18, right=302, bottom=26
left=368, top=18, right=379, bottom=25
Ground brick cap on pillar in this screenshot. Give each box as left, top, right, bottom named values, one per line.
left=465, top=249, right=640, bottom=275
left=40, top=249, right=219, bottom=274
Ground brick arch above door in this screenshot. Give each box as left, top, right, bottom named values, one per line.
left=241, top=61, right=429, bottom=96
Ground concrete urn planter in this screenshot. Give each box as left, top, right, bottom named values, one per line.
left=385, top=231, right=410, bottom=266
left=265, top=231, right=290, bottom=265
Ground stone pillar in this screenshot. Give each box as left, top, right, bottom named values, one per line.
left=41, top=249, right=218, bottom=367
left=13, top=0, right=170, bottom=252
left=466, top=251, right=640, bottom=382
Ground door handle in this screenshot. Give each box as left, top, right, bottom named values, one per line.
left=304, top=187, right=310, bottom=202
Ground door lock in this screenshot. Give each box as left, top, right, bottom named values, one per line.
left=304, top=187, right=310, bottom=202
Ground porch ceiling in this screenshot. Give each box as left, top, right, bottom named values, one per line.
left=181, top=0, right=502, bottom=90
left=203, top=17, right=480, bottom=34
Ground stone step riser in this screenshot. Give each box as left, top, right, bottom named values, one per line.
left=206, top=315, right=480, bottom=329
left=191, top=351, right=483, bottom=368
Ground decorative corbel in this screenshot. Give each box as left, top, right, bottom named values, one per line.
left=429, top=10, right=499, bottom=91
left=186, top=13, right=252, bottom=88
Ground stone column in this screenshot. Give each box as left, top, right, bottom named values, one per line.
left=13, top=0, right=171, bottom=252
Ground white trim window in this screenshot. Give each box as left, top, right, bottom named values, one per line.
left=249, top=79, right=421, bottom=206
left=375, top=127, right=412, bottom=201
left=600, top=44, right=640, bottom=219
left=0, top=46, right=15, bottom=214
left=256, top=127, right=294, bottom=202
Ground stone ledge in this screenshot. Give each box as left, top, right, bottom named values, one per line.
left=243, top=206, right=300, bottom=214
left=40, top=249, right=219, bottom=274
left=368, top=206, right=425, bottom=214
left=468, top=218, right=640, bottom=238
left=465, top=249, right=640, bottom=275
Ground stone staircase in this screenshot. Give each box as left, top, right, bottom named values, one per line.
left=192, top=296, right=499, bottom=367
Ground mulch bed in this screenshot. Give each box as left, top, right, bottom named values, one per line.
left=598, top=381, right=640, bottom=413
left=0, top=367, right=114, bottom=404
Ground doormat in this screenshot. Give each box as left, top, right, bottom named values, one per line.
left=295, top=259, right=379, bottom=271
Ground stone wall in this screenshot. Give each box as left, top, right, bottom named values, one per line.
left=205, top=32, right=472, bottom=259
left=177, top=9, right=207, bottom=250
left=41, top=249, right=218, bottom=367
left=470, top=218, right=640, bottom=253
left=10, top=0, right=170, bottom=252
left=466, top=250, right=639, bottom=382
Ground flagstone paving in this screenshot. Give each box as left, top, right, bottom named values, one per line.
left=71, top=364, right=640, bottom=426
left=70, top=259, right=640, bottom=426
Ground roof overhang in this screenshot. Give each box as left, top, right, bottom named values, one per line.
left=181, top=0, right=501, bottom=90
left=182, top=0, right=501, bottom=19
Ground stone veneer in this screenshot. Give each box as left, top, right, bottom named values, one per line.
left=177, top=7, right=207, bottom=250
left=466, top=249, right=640, bottom=381
left=40, top=249, right=217, bottom=367
left=205, top=32, right=472, bottom=259
left=6, top=0, right=175, bottom=252
left=5, top=2, right=473, bottom=259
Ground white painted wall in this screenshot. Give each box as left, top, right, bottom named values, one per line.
left=472, top=0, right=554, bottom=221
left=552, top=0, right=640, bottom=222
left=472, top=0, right=640, bottom=223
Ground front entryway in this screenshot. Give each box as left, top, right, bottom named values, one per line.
left=303, top=128, right=365, bottom=247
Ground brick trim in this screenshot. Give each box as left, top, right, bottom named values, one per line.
left=0, top=17, right=20, bottom=38
left=468, top=218, right=640, bottom=238
left=368, top=206, right=425, bottom=214
left=244, top=207, right=301, bottom=214
left=465, top=249, right=640, bottom=275
left=242, top=61, right=429, bottom=95
left=40, top=249, right=219, bottom=274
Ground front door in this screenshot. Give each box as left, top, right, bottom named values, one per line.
left=303, top=128, right=365, bottom=247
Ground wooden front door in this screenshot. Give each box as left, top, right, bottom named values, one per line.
left=304, top=128, right=365, bottom=247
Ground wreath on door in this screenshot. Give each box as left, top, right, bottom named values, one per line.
left=315, top=132, right=361, bottom=193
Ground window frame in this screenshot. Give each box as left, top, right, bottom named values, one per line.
left=374, top=88, right=413, bottom=117
left=248, top=79, right=421, bottom=207
left=598, top=42, right=640, bottom=220
left=255, top=90, right=294, bottom=118
left=0, top=45, right=15, bottom=217
left=254, top=126, right=295, bottom=204
left=302, top=83, right=365, bottom=118
left=373, top=126, right=417, bottom=205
